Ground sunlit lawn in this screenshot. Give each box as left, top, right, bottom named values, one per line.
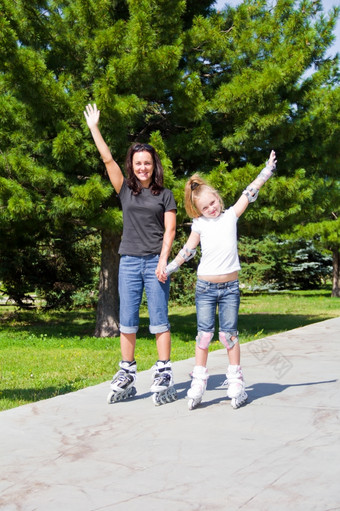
left=0, top=289, right=338, bottom=411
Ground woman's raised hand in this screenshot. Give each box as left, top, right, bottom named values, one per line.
left=84, top=103, right=100, bottom=130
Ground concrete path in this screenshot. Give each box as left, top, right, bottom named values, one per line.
left=1, top=317, right=340, bottom=511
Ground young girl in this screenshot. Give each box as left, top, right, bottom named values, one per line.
left=84, top=104, right=177, bottom=406
left=165, top=151, right=277, bottom=409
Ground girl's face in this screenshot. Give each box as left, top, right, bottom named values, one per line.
left=196, top=191, right=221, bottom=219
left=132, top=150, right=154, bottom=188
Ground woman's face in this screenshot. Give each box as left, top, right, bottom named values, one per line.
left=196, top=191, right=221, bottom=219
left=132, top=150, right=154, bottom=188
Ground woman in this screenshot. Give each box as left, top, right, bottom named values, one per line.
left=84, top=104, right=177, bottom=406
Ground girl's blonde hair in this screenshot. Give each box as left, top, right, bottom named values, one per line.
left=184, top=173, right=224, bottom=218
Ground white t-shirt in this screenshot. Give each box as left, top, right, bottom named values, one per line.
left=192, top=207, right=241, bottom=276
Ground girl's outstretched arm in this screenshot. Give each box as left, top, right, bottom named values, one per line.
left=84, top=103, right=124, bottom=194
left=163, top=231, right=200, bottom=279
left=233, top=150, right=277, bottom=218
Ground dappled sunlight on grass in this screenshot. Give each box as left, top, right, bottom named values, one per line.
left=0, top=289, right=338, bottom=410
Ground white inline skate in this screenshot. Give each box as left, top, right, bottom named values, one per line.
left=225, top=365, right=248, bottom=409
left=150, top=360, right=177, bottom=406
left=107, top=360, right=137, bottom=404
left=187, top=365, right=209, bottom=410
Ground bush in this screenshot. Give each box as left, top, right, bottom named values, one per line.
left=238, top=236, right=332, bottom=290
left=1, top=231, right=101, bottom=310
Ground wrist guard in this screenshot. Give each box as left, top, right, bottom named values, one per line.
left=257, top=162, right=275, bottom=184
left=242, top=185, right=259, bottom=203
left=179, top=245, right=196, bottom=262
left=165, top=260, right=180, bottom=276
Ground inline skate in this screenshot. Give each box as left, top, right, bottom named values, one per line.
left=225, top=365, right=247, bottom=409
left=107, top=360, right=137, bottom=404
left=150, top=360, right=177, bottom=406
left=187, top=365, right=209, bottom=410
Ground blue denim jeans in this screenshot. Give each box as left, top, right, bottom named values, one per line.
left=119, top=255, right=170, bottom=335
left=195, top=278, right=240, bottom=339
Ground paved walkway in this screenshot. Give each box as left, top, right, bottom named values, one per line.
left=1, top=317, right=340, bottom=511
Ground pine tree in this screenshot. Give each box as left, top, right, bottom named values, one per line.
left=178, top=0, right=340, bottom=295
left=0, top=0, right=338, bottom=336
left=0, top=0, right=188, bottom=334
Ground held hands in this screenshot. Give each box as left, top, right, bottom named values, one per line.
left=164, top=260, right=180, bottom=277
left=84, top=103, right=100, bottom=130
left=156, top=260, right=179, bottom=283
left=155, top=258, right=168, bottom=283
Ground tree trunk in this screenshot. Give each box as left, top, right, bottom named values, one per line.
left=94, top=229, right=120, bottom=337
left=331, top=247, right=340, bottom=298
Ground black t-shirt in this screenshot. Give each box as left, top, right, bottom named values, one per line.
left=118, top=179, right=177, bottom=256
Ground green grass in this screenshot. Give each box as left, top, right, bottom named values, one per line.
left=0, top=289, right=339, bottom=411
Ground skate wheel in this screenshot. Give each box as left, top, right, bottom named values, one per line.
left=152, top=388, right=177, bottom=406
left=107, top=386, right=136, bottom=404
left=188, top=397, right=201, bottom=410
left=188, top=399, right=195, bottom=410
left=152, top=393, right=161, bottom=406
left=170, top=387, right=178, bottom=401
left=160, top=393, right=168, bottom=405
left=127, top=386, right=137, bottom=399
left=165, top=390, right=174, bottom=403
left=231, top=392, right=248, bottom=409
left=107, top=390, right=124, bottom=404
left=107, top=390, right=115, bottom=404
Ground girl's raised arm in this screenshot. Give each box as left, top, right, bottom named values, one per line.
left=233, top=150, right=277, bottom=218
left=84, top=103, right=124, bottom=194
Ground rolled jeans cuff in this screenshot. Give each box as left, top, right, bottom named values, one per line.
left=149, top=323, right=170, bottom=335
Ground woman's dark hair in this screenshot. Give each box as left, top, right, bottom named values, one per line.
left=125, top=143, right=164, bottom=195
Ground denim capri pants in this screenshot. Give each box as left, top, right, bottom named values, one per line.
left=119, top=254, right=170, bottom=335
left=195, top=278, right=240, bottom=338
